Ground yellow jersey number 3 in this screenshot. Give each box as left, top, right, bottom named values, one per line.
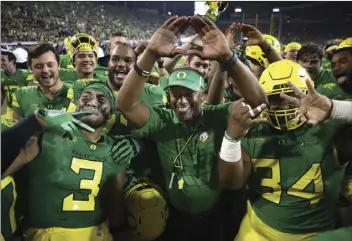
left=62, top=158, right=103, bottom=211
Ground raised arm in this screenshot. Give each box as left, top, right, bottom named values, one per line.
left=218, top=99, right=267, bottom=190
left=116, top=16, right=189, bottom=128
left=188, top=16, right=268, bottom=108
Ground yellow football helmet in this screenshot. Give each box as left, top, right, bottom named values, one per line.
left=263, top=34, right=282, bottom=55
left=125, top=178, right=168, bottom=241
left=335, top=37, right=352, bottom=52
left=259, top=60, right=314, bottom=131
left=245, top=46, right=269, bottom=68
left=68, top=33, right=99, bottom=60
left=284, top=42, right=301, bottom=54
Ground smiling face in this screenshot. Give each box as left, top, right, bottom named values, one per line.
left=108, top=44, right=136, bottom=90
left=169, top=86, right=202, bottom=122
left=298, top=54, right=321, bottom=80
left=74, top=51, right=97, bottom=76
left=31, top=50, right=60, bottom=88
left=331, top=50, right=352, bottom=79
left=285, top=49, right=299, bottom=62
left=77, top=89, right=111, bottom=129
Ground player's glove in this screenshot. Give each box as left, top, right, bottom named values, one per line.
left=34, top=108, right=95, bottom=138
left=109, top=136, right=141, bottom=165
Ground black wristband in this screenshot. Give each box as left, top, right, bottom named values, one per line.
left=219, top=50, right=238, bottom=71
left=109, top=223, right=129, bottom=234
left=133, top=64, right=151, bottom=77
left=158, top=61, right=164, bottom=68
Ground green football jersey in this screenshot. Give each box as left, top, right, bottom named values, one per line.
left=11, top=83, right=72, bottom=118
left=242, top=120, right=348, bottom=234
left=315, top=70, right=352, bottom=100
left=1, top=118, right=19, bottom=240
left=1, top=69, right=31, bottom=106
left=23, top=129, right=128, bottom=228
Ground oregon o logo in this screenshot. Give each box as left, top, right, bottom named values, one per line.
left=176, top=72, right=187, bottom=79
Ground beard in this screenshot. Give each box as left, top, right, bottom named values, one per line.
left=108, top=67, right=131, bottom=90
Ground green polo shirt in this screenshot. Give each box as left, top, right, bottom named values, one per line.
left=137, top=103, right=232, bottom=214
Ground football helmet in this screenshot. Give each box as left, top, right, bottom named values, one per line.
left=125, top=178, right=168, bottom=241
left=245, top=46, right=269, bottom=68
left=259, top=60, right=314, bottom=131
left=68, top=33, right=99, bottom=60
left=263, top=34, right=282, bottom=55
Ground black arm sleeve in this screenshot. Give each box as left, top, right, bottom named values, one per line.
left=1, top=114, right=42, bottom=175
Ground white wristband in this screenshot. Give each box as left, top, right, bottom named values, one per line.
left=219, top=134, right=242, bottom=163
left=330, top=100, right=352, bottom=123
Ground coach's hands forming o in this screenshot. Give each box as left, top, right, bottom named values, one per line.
left=227, top=99, right=267, bottom=139
left=146, top=16, right=190, bottom=58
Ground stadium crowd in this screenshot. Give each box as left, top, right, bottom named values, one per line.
left=1, top=2, right=352, bottom=241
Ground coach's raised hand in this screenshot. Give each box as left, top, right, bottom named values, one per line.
left=188, top=15, right=233, bottom=61
left=146, top=16, right=189, bottom=58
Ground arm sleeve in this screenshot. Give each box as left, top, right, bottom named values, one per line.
left=1, top=114, right=42, bottom=174
left=330, top=100, right=352, bottom=123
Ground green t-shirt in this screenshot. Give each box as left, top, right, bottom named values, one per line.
left=137, top=103, right=232, bottom=214
left=242, top=120, right=348, bottom=234
left=23, top=129, right=129, bottom=228
left=1, top=118, right=19, bottom=240
left=315, top=70, right=352, bottom=100
left=1, top=69, right=31, bottom=107
left=11, top=83, right=72, bottom=118
left=311, top=227, right=352, bottom=241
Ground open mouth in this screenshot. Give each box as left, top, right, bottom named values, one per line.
left=82, top=63, right=93, bottom=68
left=114, top=70, right=126, bottom=79
left=41, top=75, right=53, bottom=81
left=177, top=106, right=190, bottom=113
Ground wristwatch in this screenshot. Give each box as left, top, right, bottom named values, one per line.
left=133, top=64, right=151, bottom=77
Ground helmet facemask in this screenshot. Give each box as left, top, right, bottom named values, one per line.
left=265, top=90, right=307, bottom=131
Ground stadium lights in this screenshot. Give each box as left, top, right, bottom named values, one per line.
left=168, top=12, right=171, bottom=15
left=272, top=8, right=280, bottom=13
left=235, top=8, right=242, bottom=13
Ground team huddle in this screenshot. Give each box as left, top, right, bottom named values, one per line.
left=1, top=13, right=352, bottom=241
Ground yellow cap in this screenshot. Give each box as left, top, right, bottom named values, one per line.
left=284, top=42, right=301, bottom=53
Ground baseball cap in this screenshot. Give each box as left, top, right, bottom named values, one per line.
left=165, top=68, right=205, bottom=92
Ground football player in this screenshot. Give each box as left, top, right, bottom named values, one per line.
left=10, top=43, right=72, bottom=120
left=1, top=50, right=31, bottom=117
left=18, top=82, right=140, bottom=241
left=233, top=59, right=351, bottom=241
